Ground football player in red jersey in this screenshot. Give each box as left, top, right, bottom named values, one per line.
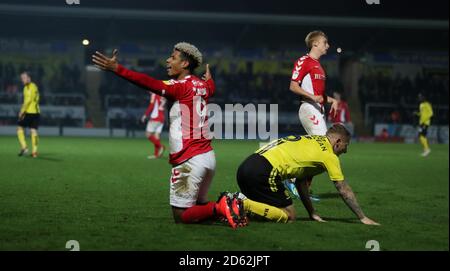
left=290, top=30, right=339, bottom=134
left=93, top=43, right=246, bottom=228
left=285, top=31, right=340, bottom=202
left=328, top=91, right=353, bottom=135
left=141, top=93, right=167, bottom=159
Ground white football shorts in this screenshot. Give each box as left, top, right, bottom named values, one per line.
left=169, top=150, right=216, bottom=208
left=146, top=120, right=164, bottom=134
left=298, top=102, right=327, bottom=136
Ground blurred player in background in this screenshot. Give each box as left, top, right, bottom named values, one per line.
left=17, top=71, right=40, bottom=158
left=286, top=30, right=340, bottom=202
left=236, top=124, right=380, bottom=225
left=93, top=42, right=246, bottom=229
left=328, top=91, right=353, bottom=135
left=415, top=93, right=433, bottom=157
left=141, top=93, right=167, bottom=159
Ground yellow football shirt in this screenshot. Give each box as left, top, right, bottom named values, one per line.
left=256, top=135, right=344, bottom=182
left=20, top=82, right=40, bottom=114
left=419, top=101, right=433, bottom=126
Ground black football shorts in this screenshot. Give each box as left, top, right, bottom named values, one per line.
left=236, top=153, right=292, bottom=208
left=18, top=113, right=40, bottom=129
left=418, top=124, right=428, bottom=137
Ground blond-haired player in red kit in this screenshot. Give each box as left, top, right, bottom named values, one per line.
left=285, top=30, right=340, bottom=202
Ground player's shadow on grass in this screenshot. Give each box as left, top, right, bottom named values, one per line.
left=320, top=217, right=359, bottom=224
left=33, top=153, right=63, bottom=162
left=296, top=217, right=357, bottom=224
left=316, top=192, right=341, bottom=199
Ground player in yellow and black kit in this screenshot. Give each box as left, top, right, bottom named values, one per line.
left=17, top=71, right=40, bottom=158
left=234, top=124, right=379, bottom=225
left=415, top=93, right=433, bottom=157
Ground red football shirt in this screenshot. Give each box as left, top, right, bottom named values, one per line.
left=144, top=93, right=166, bottom=123
left=329, top=101, right=351, bottom=124
left=115, top=65, right=215, bottom=165
left=291, top=54, right=326, bottom=103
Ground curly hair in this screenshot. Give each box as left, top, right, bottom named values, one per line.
left=174, top=42, right=203, bottom=72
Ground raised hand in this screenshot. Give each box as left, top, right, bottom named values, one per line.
left=92, top=49, right=119, bottom=72
left=202, top=64, right=212, bottom=81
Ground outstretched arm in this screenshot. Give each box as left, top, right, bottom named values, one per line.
left=92, top=50, right=169, bottom=97
left=92, top=49, right=119, bottom=72
left=334, top=180, right=380, bottom=225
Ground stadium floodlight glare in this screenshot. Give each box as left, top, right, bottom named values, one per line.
left=82, top=39, right=90, bottom=46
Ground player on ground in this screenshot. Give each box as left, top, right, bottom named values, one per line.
left=235, top=124, right=379, bottom=225
left=17, top=71, right=40, bottom=158
left=286, top=30, right=340, bottom=201
left=141, top=93, right=167, bottom=159
left=92, top=42, right=246, bottom=229
left=415, top=93, right=433, bottom=157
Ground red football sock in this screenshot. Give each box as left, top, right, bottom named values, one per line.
left=181, top=202, right=215, bottom=223
left=147, top=135, right=156, bottom=144
left=148, top=135, right=162, bottom=155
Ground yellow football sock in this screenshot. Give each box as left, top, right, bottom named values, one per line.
left=31, top=133, right=39, bottom=153
left=17, top=128, right=27, bottom=149
left=419, top=135, right=429, bottom=151
left=243, top=198, right=288, bottom=223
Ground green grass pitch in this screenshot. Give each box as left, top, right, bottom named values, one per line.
left=0, top=136, right=448, bottom=251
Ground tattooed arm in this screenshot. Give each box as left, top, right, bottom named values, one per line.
left=334, top=180, right=380, bottom=225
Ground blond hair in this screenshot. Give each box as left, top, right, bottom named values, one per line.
left=174, top=42, right=203, bottom=71
left=326, top=124, right=351, bottom=142
left=305, top=30, right=327, bottom=49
